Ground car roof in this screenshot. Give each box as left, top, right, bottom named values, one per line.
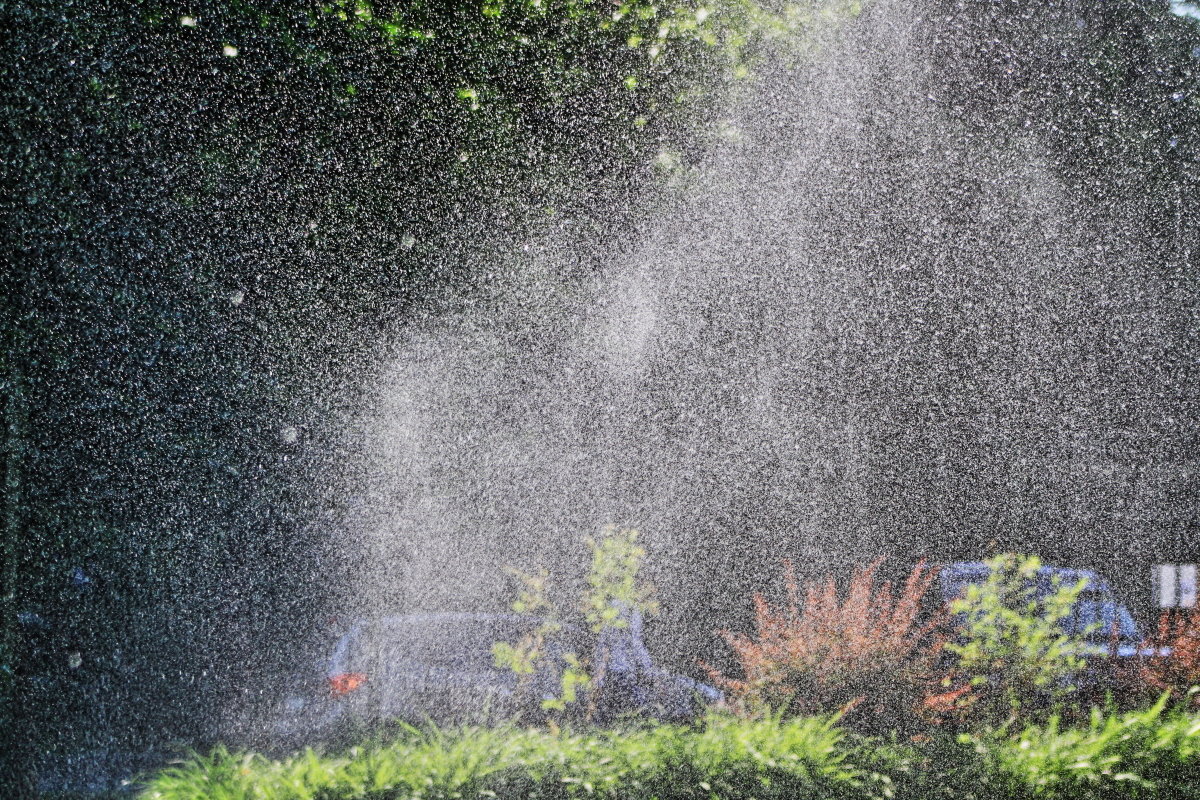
left=324, top=612, right=590, bottom=673
left=346, top=612, right=569, bottom=627
left=338, top=612, right=589, bottom=641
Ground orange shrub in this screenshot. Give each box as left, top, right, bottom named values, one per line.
left=709, top=559, right=947, bottom=733
left=1136, top=609, right=1200, bottom=706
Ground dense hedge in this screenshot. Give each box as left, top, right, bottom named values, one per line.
left=139, top=704, right=1200, bottom=800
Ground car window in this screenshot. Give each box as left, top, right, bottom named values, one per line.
left=368, top=618, right=517, bottom=670
left=350, top=616, right=592, bottom=672
left=941, top=571, right=1136, bottom=642
left=1072, top=601, right=1139, bottom=641
left=329, top=623, right=369, bottom=674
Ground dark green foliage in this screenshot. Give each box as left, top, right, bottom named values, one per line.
left=136, top=705, right=1200, bottom=800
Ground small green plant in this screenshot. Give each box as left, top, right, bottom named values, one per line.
left=945, top=554, right=1095, bottom=726
left=493, top=525, right=656, bottom=723
left=491, top=566, right=591, bottom=720
left=581, top=526, right=659, bottom=720
left=583, top=525, right=659, bottom=632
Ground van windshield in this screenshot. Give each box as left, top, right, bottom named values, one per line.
left=1071, top=601, right=1139, bottom=642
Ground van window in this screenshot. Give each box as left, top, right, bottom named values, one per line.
left=1072, top=601, right=1138, bottom=641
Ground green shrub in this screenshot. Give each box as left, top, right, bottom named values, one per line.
left=490, top=566, right=591, bottom=720
left=492, top=526, right=658, bottom=723
left=945, top=554, right=1095, bottom=726
left=137, top=714, right=885, bottom=800
left=971, top=694, right=1200, bottom=800
left=135, top=704, right=1200, bottom=800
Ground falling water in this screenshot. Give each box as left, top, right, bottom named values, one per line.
left=347, top=0, right=1197, bottom=670
left=14, top=0, right=1197, bottom=792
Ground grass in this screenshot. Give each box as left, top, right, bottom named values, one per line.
left=974, top=693, right=1200, bottom=799
left=136, top=703, right=1200, bottom=800
left=137, top=713, right=884, bottom=800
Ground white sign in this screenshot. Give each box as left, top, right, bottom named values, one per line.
left=1155, top=563, right=1198, bottom=608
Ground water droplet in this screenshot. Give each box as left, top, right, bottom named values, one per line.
left=223, top=45, right=239, bottom=58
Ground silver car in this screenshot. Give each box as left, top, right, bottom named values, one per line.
left=272, top=611, right=719, bottom=744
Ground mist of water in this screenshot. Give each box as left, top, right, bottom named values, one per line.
left=341, top=0, right=1195, bottom=671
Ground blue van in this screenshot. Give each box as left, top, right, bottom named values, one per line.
left=939, top=562, right=1160, bottom=660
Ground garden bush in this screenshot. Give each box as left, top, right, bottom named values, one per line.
left=138, top=713, right=886, bottom=800
left=943, top=554, right=1096, bottom=727
left=491, top=526, right=658, bottom=724
left=710, top=559, right=947, bottom=733
left=971, top=694, right=1200, bottom=800
left=137, top=704, right=1200, bottom=800
left=1136, top=609, right=1200, bottom=708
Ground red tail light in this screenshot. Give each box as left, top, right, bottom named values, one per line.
left=328, top=672, right=368, bottom=698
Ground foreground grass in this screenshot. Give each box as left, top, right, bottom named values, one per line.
left=139, top=704, right=1200, bottom=800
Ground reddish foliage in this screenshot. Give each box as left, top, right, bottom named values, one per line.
left=709, top=559, right=948, bottom=733
left=1136, top=610, right=1200, bottom=706
left=921, top=682, right=975, bottom=724
left=328, top=672, right=369, bottom=698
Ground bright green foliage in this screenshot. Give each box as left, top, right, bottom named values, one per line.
left=505, top=566, right=554, bottom=619
left=946, top=554, right=1095, bottom=724
left=490, top=567, right=591, bottom=714
left=579, top=526, right=658, bottom=720
left=583, top=526, right=659, bottom=633
left=134, top=703, right=1200, bottom=800
left=138, top=712, right=882, bottom=800
left=970, top=692, right=1200, bottom=800
left=489, top=638, right=539, bottom=678
left=543, top=652, right=592, bottom=712
left=492, top=526, right=657, bottom=720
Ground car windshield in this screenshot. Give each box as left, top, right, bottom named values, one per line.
left=344, top=615, right=589, bottom=672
